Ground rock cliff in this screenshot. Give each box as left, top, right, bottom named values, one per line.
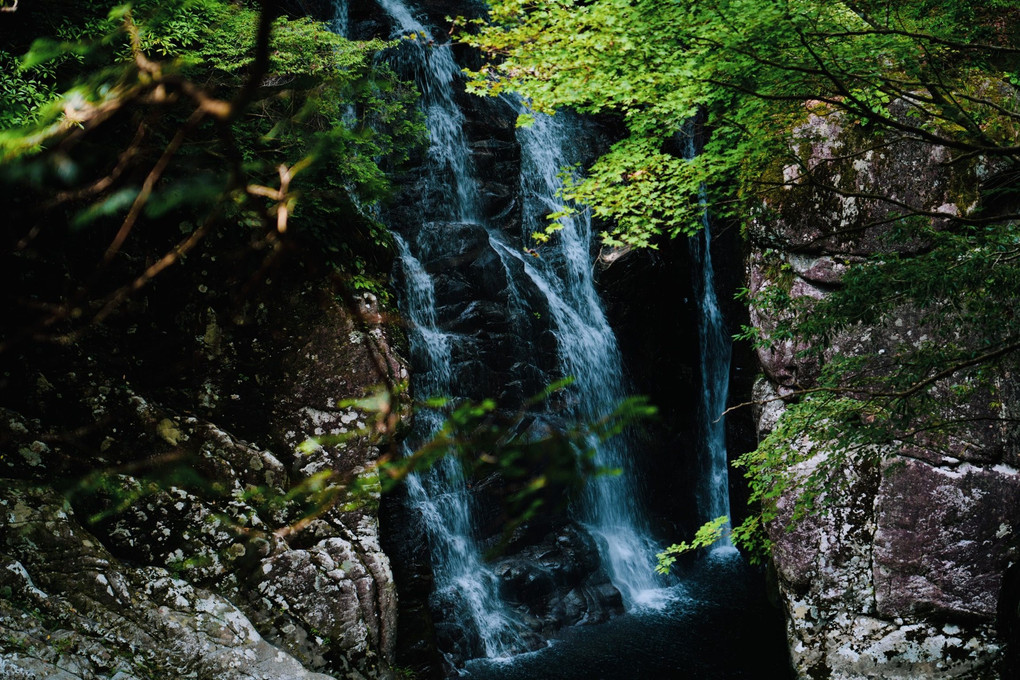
left=748, top=106, right=1020, bottom=679
left=0, top=236, right=407, bottom=679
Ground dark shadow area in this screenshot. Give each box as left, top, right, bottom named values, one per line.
left=461, top=550, right=792, bottom=680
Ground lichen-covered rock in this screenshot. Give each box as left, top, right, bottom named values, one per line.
left=0, top=268, right=407, bottom=679
left=748, top=105, right=1019, bottom=679
left=0, top=484, right=336, bottom=680
left=873, top=459, right=1020, bottom=620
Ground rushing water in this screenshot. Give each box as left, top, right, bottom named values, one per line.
left=392, top=232, right=529, bottom=657
left=330, top=0, right=348, bottom=37
left=367, top=0, right=762, bottom=670
left=690, top=223, right=734, bottom=545
left=378, top=0, right=481, bottom=220
left=511, top=111, right=666, bottom=603
left=378, top=0, right=669, bottom=660
left=684, top=128, right=734, bottom=546
left=379, top=1, right=530, bottom=659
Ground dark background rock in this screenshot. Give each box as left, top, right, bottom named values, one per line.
left=0, top=215, right=407, bottom=678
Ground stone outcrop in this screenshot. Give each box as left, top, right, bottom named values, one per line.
left=490, top=524, right=623, bottom=632
left=0, top=240, right=407, bottom=679
left=0, top=482, right=336, bottom=680
left=748, top=106, right=1020, bottom=678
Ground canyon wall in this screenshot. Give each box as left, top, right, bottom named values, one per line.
left=0, top=238, right=406, bottom=679
left=748, top=106, right=1020, bottom=679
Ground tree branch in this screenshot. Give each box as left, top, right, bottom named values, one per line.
left=720, top=339, right=1020, bottom=420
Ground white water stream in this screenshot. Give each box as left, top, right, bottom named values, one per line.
left=511, top=111, right=665, bottom=603
left=378, top=1, right=530, bottom=658
left=684, top=129, right=734, bottom=548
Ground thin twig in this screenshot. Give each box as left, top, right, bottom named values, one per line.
left=719, top=339, right=1020, bottom=420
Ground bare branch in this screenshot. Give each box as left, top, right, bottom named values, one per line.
left=719, top=340, right=1020, bottom=420
left=101, top=108, right=205, bottom=265
left=807, top=27, right=1020, bottom=55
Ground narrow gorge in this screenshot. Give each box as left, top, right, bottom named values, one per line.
left=1, top=1, right=1018, bottom=679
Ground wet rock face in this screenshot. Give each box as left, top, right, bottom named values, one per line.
left=749, top=108, right=1020, bottom=678
left=597, top=240, right=704, bottom=533
left=396, top=219, right=555, bottom=404
left=416, top=523, right=622, bottom=671
left=492, top=525, right=623, bottom=632
left=0, top=253, right=406, bottom=679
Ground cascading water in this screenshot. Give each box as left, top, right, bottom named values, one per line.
left=461, top=121, right=789, bottom=680
left=392, top=234, right=528, bottom=658
left=379, top=0, right=529, bottom=660
left=507, top=111, right=665, bottom=603
left=330, top=0, right=348, bottom=37
left=378, top=0, right=668, bottom=659
left=378, top=0, right=480, bottom=220
left=690, top=220, right=734, bottom=548
left=336, top=3, right=785, bottom=674
left=684, top=129, right=734, bottom=548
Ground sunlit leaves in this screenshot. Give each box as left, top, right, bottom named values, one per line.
left=462, top=0, right=1020, bottom=568
left=655, top=515, right=730, bottom=572
left=462, top=0, right=1020, bottom=247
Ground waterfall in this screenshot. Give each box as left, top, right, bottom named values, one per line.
left=377, top=0, right=480, bottom=221
left=330, top=0, right=348, bottom=37
left=510, top=111, right=665, bottom=603
left=684, top=129, right=734, bottom=548
left=378, top=0, right=668, bottom=662
left=393, top=234, right=528, bottom=658
left=380, top=1, right=529, bottom=659
left=690, top=222, right=734, bottom=547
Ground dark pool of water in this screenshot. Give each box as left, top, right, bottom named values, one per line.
left=459, top=549, right=793, bottom=680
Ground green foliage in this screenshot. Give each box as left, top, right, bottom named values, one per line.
left=655, top=515, right=730, bottom=573
left=464, top=0, right=1020, bottom=566
left=392, top=666, right=419, bottom=680
left=0, top=51, right=52, bottom=127
left=0, top=0, right=424, bottom=348
left=462, top=0, right=1020, bottom=247
left=301, top=378, right=658, bottom=548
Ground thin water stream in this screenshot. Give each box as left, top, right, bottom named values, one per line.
left=685, top=130, right=734, bottom=546
left=379, top=2, right=531, bottom=658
